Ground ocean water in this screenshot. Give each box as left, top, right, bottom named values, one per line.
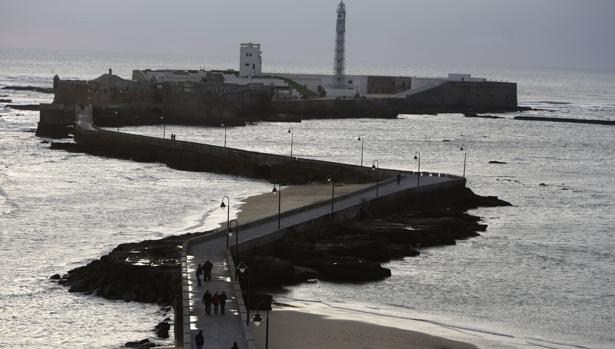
left=1, top=48, right=614, bottom=348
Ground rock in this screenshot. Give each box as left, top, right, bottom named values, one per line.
left=302, top=256, right=391, bottom=282
left=125, top=338, right=158, bottom=348
left=488, top=160, right=507, bottom=164
left=6, top=104, right=40, bottom=111
left=154, top=320, right=171, bottom=339
left=2, top=85, right=54, bottom=94
left=49, top=274, right=61, bottom=280
left=539, top=183, right=548, bottom=187
left=0, top=98, right=11, bottom=103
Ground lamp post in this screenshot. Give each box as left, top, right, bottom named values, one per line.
left=372, top=160, right=379, bottom=197
left=288, top=128, right=294, bottom=158
left=327, top=177, right=335, bottom=213
left=357, top=136, right=364, bottom=167
left=252, top=301, right=272, bottom=349
left=221, top=123, right=227, bottom=148
left=220, top=196, right=230, bottom=248
left=229, top=219, right=239, bottom=261
left=272, top=184, right=282, bottom=230
left=115, top=111, right=119, bottom=132
left=237, top=262, right=250, bottom=326
left=460, top=144, right=467, bottom=178
left=413, top=152, right=421, bottom=187
left=161, top=115, right=166, bottom=139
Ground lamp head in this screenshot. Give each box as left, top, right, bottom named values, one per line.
left=288, top=128, right=291, bottom=133
left=220, top=200, right=226, bottom=208
left=227, top=228, right=233, bottom=237
left=237, top=262, right=247, bottom=274
left=253, top=313, right=263, bottom=327
left=371, top=164, right=376, bottom=170
left=272, top=186, right=278, bottom=193
left=414, top=155, right=418, bottom=160
left=357, top=136, right=361, bottom=141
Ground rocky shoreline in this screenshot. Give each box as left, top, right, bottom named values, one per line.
left=51, top=186, right=509, bottom=347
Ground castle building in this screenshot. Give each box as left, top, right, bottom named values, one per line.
left=333, top=1, right=346, bottom=88
left=239, top=43, right=262, bottom=78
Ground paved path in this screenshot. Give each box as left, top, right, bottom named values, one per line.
left=183, top=172, right=454, bottom=349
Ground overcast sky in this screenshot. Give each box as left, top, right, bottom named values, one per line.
left=1, top=0, right=614, bottom=70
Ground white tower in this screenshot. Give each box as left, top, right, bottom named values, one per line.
left=333, top=1, right=346, bottom=88
left=239, top=43, right=262, bottom=78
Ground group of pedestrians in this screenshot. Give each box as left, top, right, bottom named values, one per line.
left=193, top=258, right=239, bottom=349
left=202, top=290, right=228, bottom=315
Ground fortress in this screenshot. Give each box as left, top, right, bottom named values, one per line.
left=37, top=1, right=518, bottom=137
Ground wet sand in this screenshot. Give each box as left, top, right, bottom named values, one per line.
left=251, top=309, right=478, bottom=349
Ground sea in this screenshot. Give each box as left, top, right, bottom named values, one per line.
left=1, top=47, right=614, bottom=349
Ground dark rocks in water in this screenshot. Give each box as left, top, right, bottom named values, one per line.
left=463, top=112, right=502, bottom=119
left=154, top=320, right=171, bottom=339
left=6, top=104, right=40, bottom=111
left=125, top=339, right=158, bottom=348
left=2, top=85, right=54, bottom=94
left=302, top=256, right=391, bottom=282
left=57, top=231, right=206, bottom=305
left=49, top=274, right=61, bottom=280
left=50, top=142, right=88, bottom=153
left=539, top=183, right=548, bottom=187
left=240, top=256, right=319, bottom=286
left=489, top=160, right=507, bottom=164
left=0, top=98, right=11, bottom=103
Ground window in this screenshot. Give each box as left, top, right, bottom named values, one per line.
left=348, top=80, right=353, bottom=84
left=245, top=63, right=250, bottom=67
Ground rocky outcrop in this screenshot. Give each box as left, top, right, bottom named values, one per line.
left=2, top=85, right=54, bottom=93
left=241, top=188, right=509, bottom=287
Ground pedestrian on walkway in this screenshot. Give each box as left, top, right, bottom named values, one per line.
left=203, top=259, right=213, bottom=281
left=195, top=330, right=204, bottom=349
left=203, top=289, right=212, bottom=316
left=231, top=342, right=239, bottom=349
left=397, top=173, right=402, bottom=184
left=219, top=290, right=227, bottom=315
left=212, top=291, right=220, bottom=315
left=196, top=263, right=203, bottom=287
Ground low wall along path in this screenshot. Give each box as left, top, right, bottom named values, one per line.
left=73, top=105, right=465, bottom=349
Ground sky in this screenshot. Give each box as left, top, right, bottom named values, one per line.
left=1, top=0, right=614, bottom=70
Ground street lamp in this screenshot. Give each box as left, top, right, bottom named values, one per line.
left=288, top=128, right=294, bottom=158
left=460, top=144, right=467, bottom=178
left=357, top=136, right=364, bottom=167
left=372, top=160, right=379, bottom=197
left=221, top=123, right=227, bottom=148
left=237, top=262, right=250, bottom=326
left=115, top=111, right=119, bottom=132
left=272, top=184, right=282, bottom=230
left=327, top=177, right=335, bottom=213
left=252, top=301, right=272, bottom=349
left=229, top=219, right=240, bottom=261
left=161, top=115, right=166, bottom=139
left=413, top=152, right=421, bottom=187
left=220, top=196, right=230, bottom=248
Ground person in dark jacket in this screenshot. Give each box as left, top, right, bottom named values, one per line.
left=219, top=291, right=228, bottom=315
left=202, top=290, right=212, bottom=315
left=203, top=260, right=213, bottom=281
left=195, top=330, right=204, bottom=349
left=231, top=342, right=239, bottom=349
left=196, top=263, right=203, bottom=287
left=212, top=291, right=220, bottom=315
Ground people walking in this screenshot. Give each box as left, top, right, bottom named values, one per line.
left=219, top=290, right=227, bottom=315
left=212, top=291, right=220, bottom=315
left=397, top=173, right=402, bottom=184
left=231, top=342, right=239, bottom=349
left=195, top=330, right=204, bottom=349
left=196, top=263, right=203, bottom=287
left=203, top=259, right=213, bottom=281
left=203, top=290, right=212, bottom=316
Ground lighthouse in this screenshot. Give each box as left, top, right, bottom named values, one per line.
left=333, top=1, right=346, bottom=88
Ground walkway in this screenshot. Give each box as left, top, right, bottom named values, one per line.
left=182, top=172, right=454, bottom=349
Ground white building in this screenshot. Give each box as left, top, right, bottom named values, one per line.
left=239, top=43, right=262, bottom=78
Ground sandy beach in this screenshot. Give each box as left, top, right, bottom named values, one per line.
left=251, top=309, right=478, bottom=349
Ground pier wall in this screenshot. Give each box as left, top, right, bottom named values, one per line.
left=74, top=121, right=398, bottom=185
